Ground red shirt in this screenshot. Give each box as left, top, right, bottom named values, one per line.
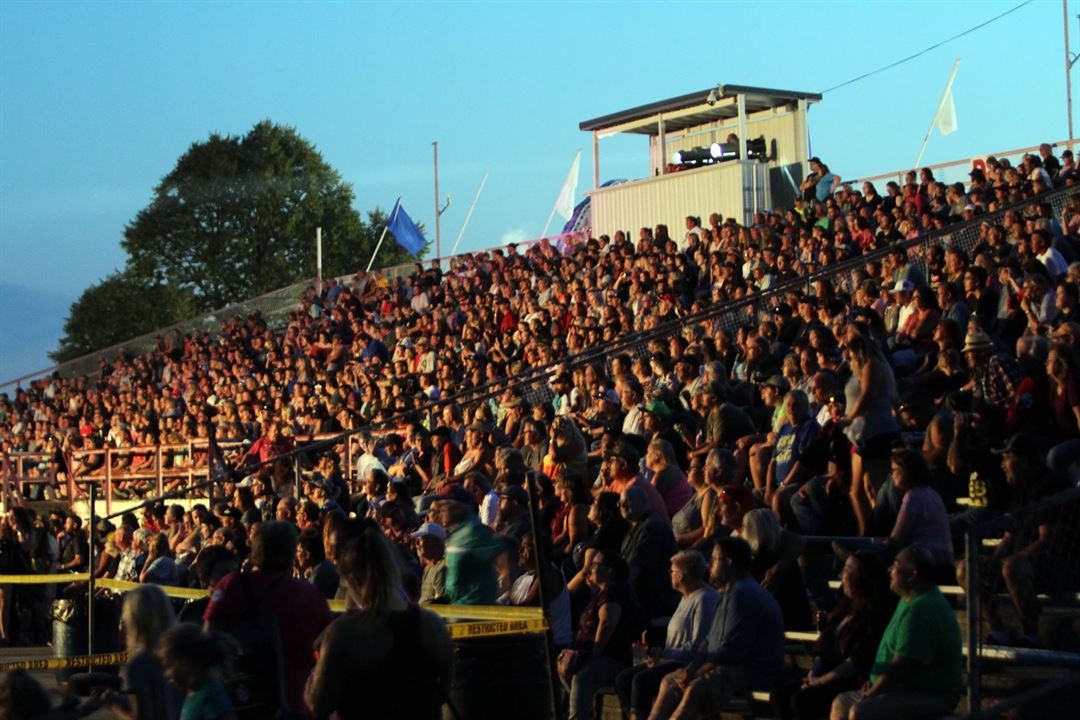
left=1050, top=375, right=1080, bottom=440
left=242, top=435, right=295, bottom=465
left=204, top=569, right=333, bottom=715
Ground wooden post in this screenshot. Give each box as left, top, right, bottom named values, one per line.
left=103, top=448, right=112, bottom=517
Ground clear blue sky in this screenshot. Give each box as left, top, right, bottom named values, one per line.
left=0, top=0, right=1070, bottom=380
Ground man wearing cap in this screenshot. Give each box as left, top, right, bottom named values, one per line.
left=691, top=383, right=755, bottom=460
left=890, top=246, right=926, bottom=288
left=641, top=400, right=690, bottom=471
left=495, top=485, right=533, bottom=544
left=960, top=433, right=1071, bottom=646
left=736, top=374, right=789, bottom=493
left=620, top=485, right=679, bottom=621
left=800, top=157, right=841, bottom=203
left=885, top=280, right=917, bottom=340
left=604, top=439, right=670, bottom=523
left=430, top=485, right=501, bottom=605
left=57, top=512, right=88, bottom=573
left=412, top=522, right=448, bottom=604
left=594, top=387, right=625, bottom=429
left=960, top=330, right=1022, bottom=418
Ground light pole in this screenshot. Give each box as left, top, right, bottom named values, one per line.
left=1066, top=1, right=1078, bottom=148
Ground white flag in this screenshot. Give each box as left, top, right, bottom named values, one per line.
left=553, top=149, right=581, bottom=221
left=933, top=60, right=960, bottom=136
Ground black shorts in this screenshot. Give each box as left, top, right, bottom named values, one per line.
left=855, top=432, right=899, bottom=461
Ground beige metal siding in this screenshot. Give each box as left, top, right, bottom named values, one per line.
left=588, top=162, right=746, bottom=238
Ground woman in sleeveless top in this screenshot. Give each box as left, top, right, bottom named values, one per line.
left=842, top=335, right=900, bottom=536
left=305, top=523, right=452, bottom=720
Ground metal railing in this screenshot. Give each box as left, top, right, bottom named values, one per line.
left=852, top=137, right=1076, bottom=190
left=961, top=484, right=1080, bottom=717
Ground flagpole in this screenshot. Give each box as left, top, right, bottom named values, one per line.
left=540, top=205, right=559, bottom=240
left=450, top=170, right=489, bottom=258
left=366, top=199, right=399, bottom=273
left=1066, top=0, right=1075, bottom=149
left=433, top=142, right=441, bottom=259
left=914, top=59, right=961, bottom=169
left=541, top=149, right=582, bottom=238
left=315, top=227, right=323, bottom=294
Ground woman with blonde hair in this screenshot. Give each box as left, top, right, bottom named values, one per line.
left=541, top=415, right=588, bottom=481
left=101, top=584, right=183, bottom=720
left=742, top=508, right=812, bottom=630
left=305, top=522, right=452, bottom=720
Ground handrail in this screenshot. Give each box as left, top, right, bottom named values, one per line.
left=851, top=136, right=1075, bottom=186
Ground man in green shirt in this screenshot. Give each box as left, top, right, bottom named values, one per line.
left=831, top=545, right=962, bottom=720
left=431, top=484, right=501, bottom=605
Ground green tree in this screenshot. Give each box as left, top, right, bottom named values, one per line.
left=51, top=271, right=197, bottom=362
left=123, top=120, right=421, bottom=308
left=54, top=120, right=425, bottom=361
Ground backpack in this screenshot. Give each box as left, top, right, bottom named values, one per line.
left=221, top=573, right=290, bottom=720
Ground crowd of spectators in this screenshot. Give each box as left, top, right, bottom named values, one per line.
left=1, top=144, right=1080, bottom=720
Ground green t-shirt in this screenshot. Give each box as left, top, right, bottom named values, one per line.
left=871, top=586, right=962, bottom=707
left=180, top=678, right=233, bottom=720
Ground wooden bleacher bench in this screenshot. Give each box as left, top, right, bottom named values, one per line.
left=594, top=632, right=819, bottom=719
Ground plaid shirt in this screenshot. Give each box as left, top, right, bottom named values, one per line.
left=975, top=352, right=1023, bottom=408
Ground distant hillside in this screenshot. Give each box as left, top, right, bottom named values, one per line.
left=0, top=281, right=74, bottom=383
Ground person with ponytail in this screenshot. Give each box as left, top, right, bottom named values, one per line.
left=305, top=520, right=453, bottom=720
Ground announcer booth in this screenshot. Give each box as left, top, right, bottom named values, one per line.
left=580, top=84, right=822, bottom=236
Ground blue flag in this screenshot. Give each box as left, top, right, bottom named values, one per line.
left=387, top=199, right=427, bottom=255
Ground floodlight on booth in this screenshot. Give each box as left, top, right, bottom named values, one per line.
left=672, top=147, right=713, bottom=166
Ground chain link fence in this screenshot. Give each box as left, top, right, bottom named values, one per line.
left=414, top=184, right=1080, bottom=431
left=962, top=485, right=1080, bottom=716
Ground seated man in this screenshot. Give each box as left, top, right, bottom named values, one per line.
left=620, top=485, right=679, bottom=622
left=648, top=536, right=784, bottom=720
left=958, top=433, right=1074, bottom=646
left=831, top=545, right=962, bottom=720
left=766, top=389, right=820, bottom=520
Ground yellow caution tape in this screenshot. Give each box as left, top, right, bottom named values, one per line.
left=98, top=578, right=209, bottom=600
left=447, top=617, right=548, bottom=640
left=327, top=599, right=544, bottom=622
left=425, top=604, right=544, bottom=621
left=0, top=615, right=547, bottom=673
left=0, top=651, right=128, bottom=672
left=0, top=573, right=90, bottom=584
left=1, top=576, right=543, bottom=623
